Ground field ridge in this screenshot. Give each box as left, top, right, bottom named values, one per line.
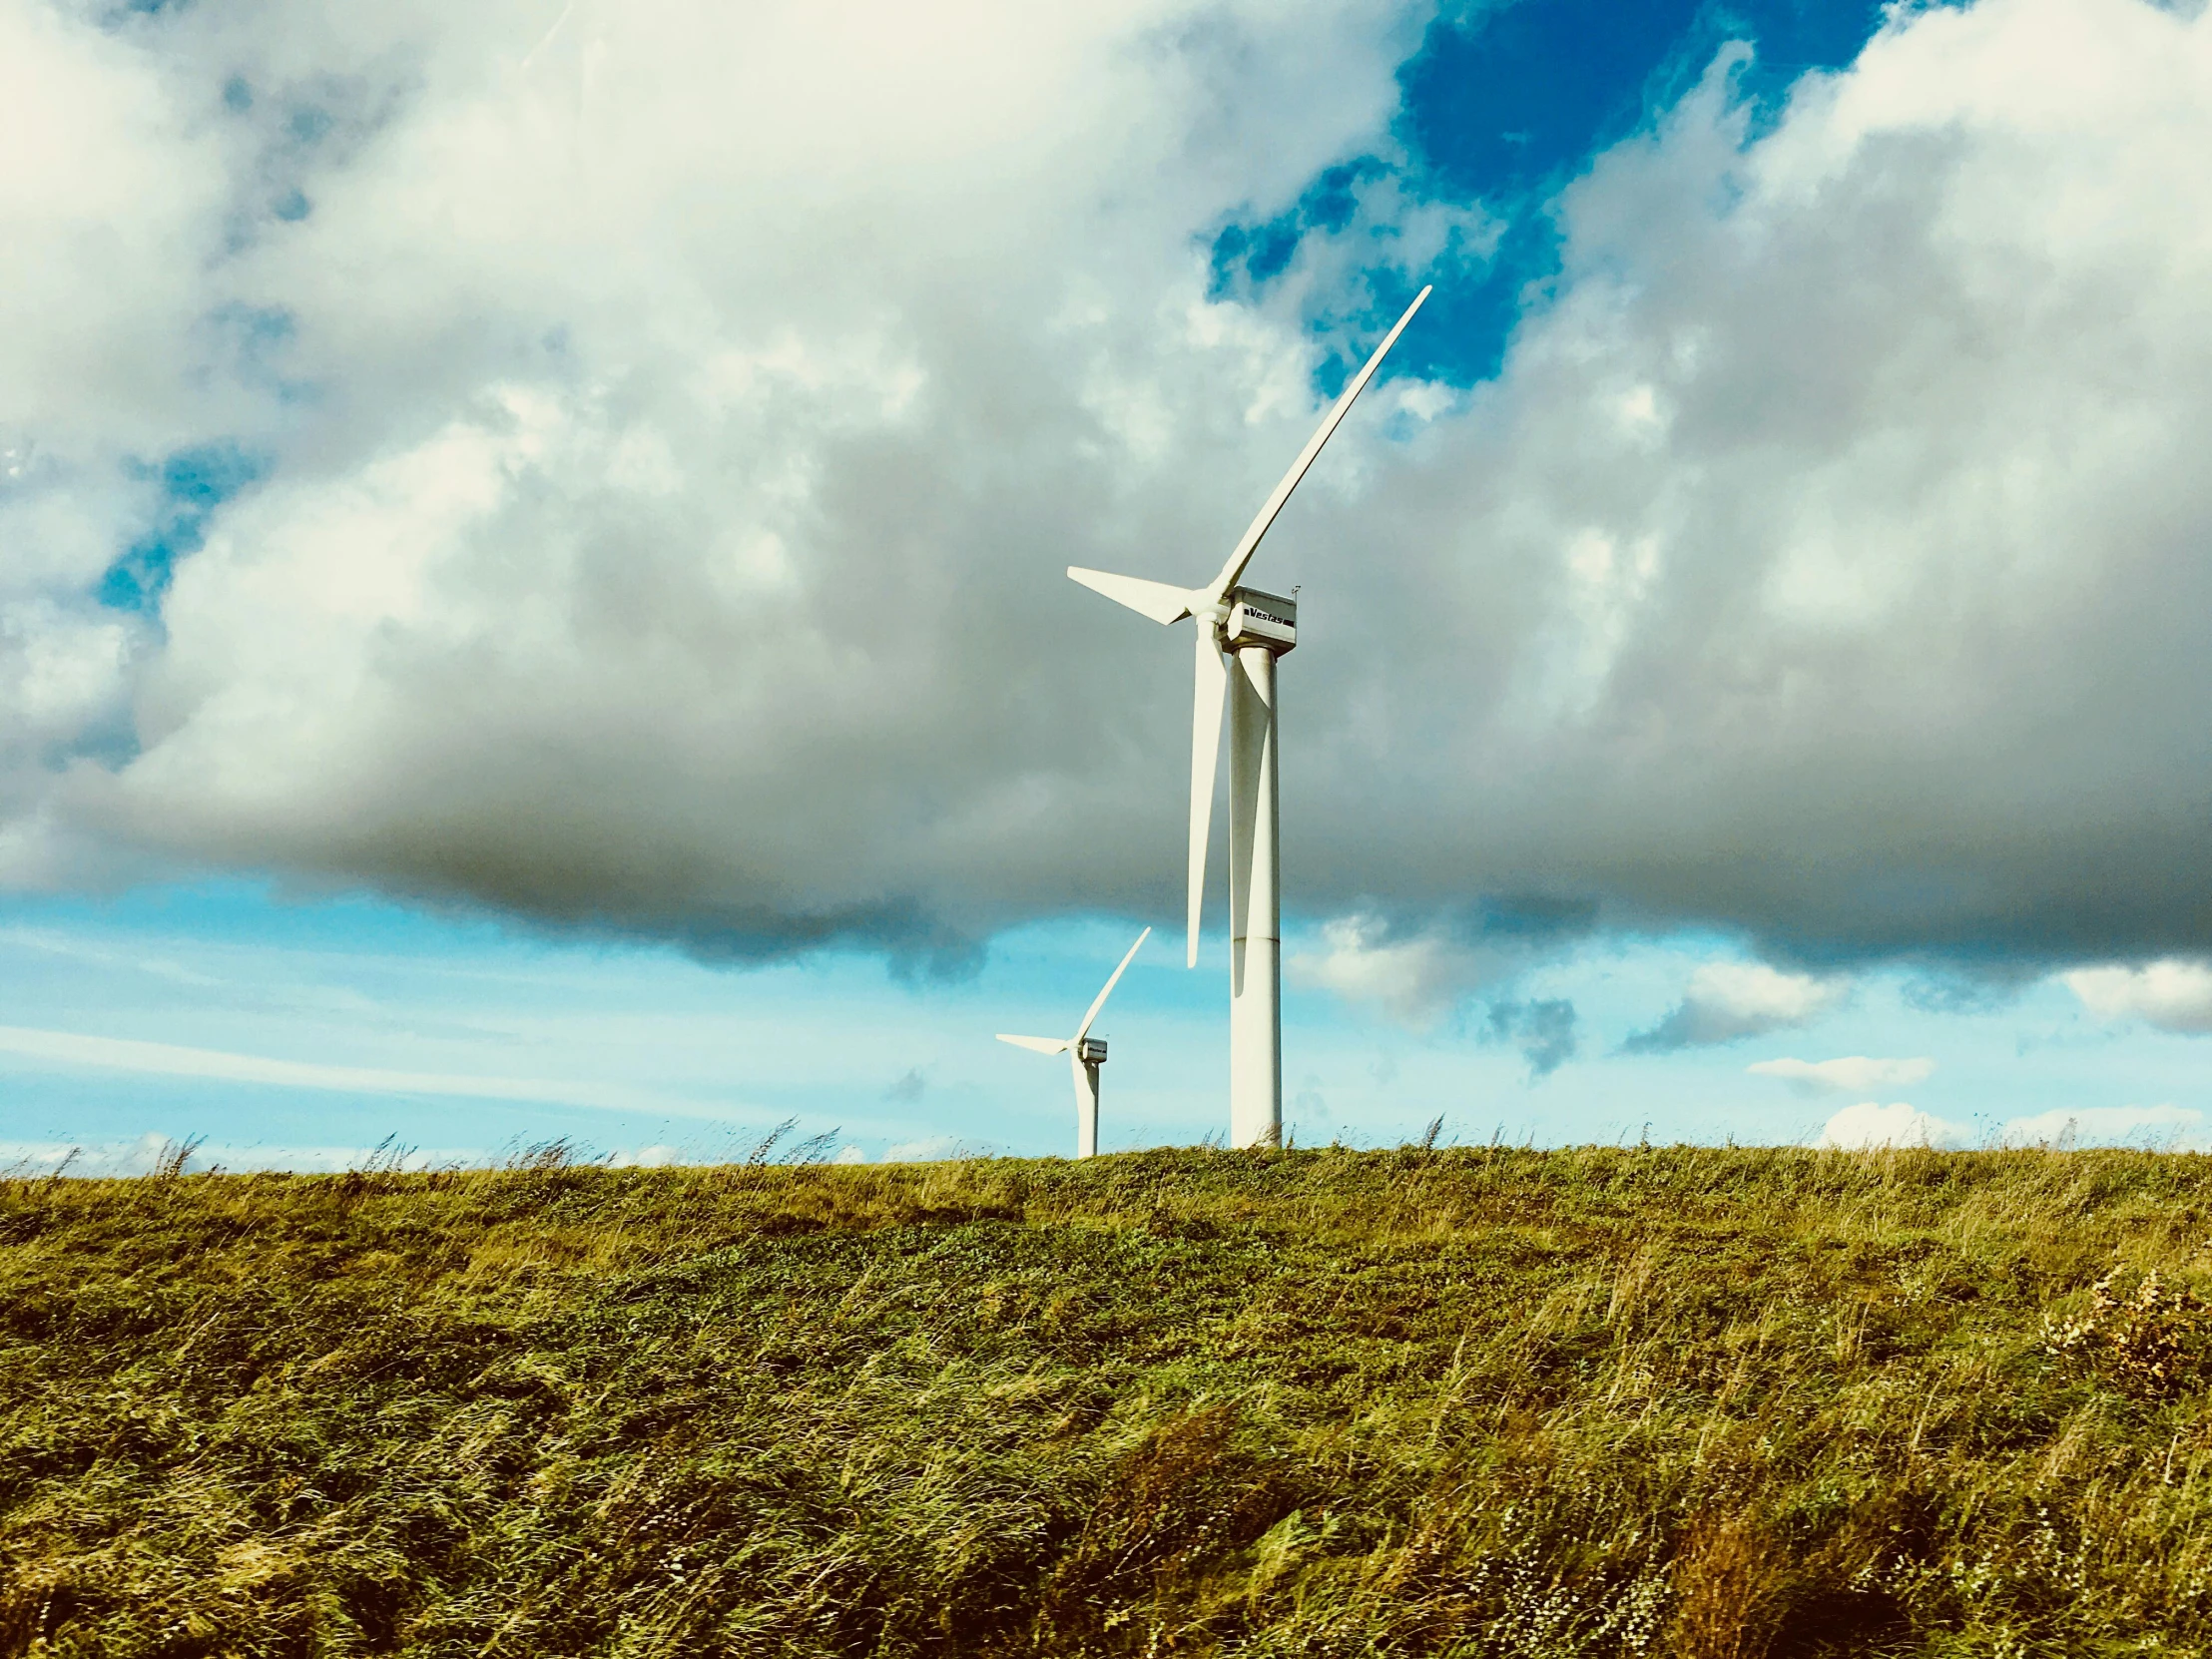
left=4, top=1145, right=2210, bottom=1656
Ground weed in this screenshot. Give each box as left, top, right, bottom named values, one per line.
left=2042, top=1265, right=2212, bottom=1395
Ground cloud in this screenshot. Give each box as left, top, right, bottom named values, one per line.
left=0, top=1135, right=480, bottom=1176
left=8, top=0, right=2212, bottom=974
left=1291, top=901, right=1592, bottom=1028
left=0, top=1133, right=186, bottom=1178
left=2064, top=959, right=2212, bottom=1033
left=883, top=1068, right=927, bottom=1103
left=1997, top=1104, right=2205, bottom=1148
left=1813, top=1102, right=1968, bottom=1150
left=1626, top=962, right=1848, bottom=1052
left=879, top=1135, right=977, bottom=1163
left=1488, top=997, right=1579, bottom=1078
left=0, top=1022, right=698, bottom=1115
left=1, top=0, right=1430, bottom=953
left=1749, top=1055, right=1936, bottom=1095
left=1290, top=913, right=1494, bottom=1029
left=0, top=924, right=226, bottom=988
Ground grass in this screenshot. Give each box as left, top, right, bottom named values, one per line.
left=4, top=1143, right=2212, bottom=1656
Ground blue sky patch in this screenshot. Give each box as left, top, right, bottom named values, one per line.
left=98, top=443, right=266, bottom=613
left=1212, top=0, right=1903, bottom=390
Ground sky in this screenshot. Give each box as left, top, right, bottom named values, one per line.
left=6, top=0, right=2212, bottom=1171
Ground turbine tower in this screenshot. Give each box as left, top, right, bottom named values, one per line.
left=995, top=926, right=1151, bottom=1159
left=1066, top=288, right=1430, bottom=1149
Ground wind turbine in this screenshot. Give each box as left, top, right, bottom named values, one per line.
left=995, top=926, right=1151, bottom=1159
left=1067, top=287, right=1430, bottom=1150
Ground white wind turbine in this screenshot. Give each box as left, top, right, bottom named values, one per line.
left=995, top=926, right=1151, bottom=1159
left=1067, top=287, right=1430, bottom=1150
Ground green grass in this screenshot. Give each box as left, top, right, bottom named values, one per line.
left=5, top=1144, right=2212, bottom=1656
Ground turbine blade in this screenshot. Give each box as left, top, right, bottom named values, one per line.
left=997, top=1033, right=1071, bottom=1055
left=1070, top=1044, right=1088, bottom=1113
left=1204, top=284, right=1431, bottom=604
left=1067, top=566, right=1198, bottom=624
left=1188, top=633, right=1227, bottom=968
left=1074, top=925, right=1152, bottom=1042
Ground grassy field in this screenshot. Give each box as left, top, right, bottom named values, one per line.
left=4, top=1144, right=2211, bottom=1656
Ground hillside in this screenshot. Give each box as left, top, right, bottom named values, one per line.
left=3, top=1145, right=2210, bottom=1656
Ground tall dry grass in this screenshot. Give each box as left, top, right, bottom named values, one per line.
left=2, top=1144, right=2209, bottom=1654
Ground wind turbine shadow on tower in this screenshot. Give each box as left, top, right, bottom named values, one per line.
left=995, top=926, right=1150, bottom=1160
left=1066, top=286, right=1431, bottom=1150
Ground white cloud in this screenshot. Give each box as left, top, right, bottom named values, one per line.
left=1998, top=1104, right=2206, bottom=1148
left=0, top=1134, right=479, bottom=1177
left=880, top=1135, right=976, bottom=1163
left=0, top=1132, right=176, bottom=1178
left=0, top=0, right=227, bottom=449
left=26, top=0, right=1436, bottom=959
left=0, top=1022, right=698, bottom=1115
left=1814, top=1101, right=1969, bottom=1150
left=1750, top=1055, right=1936, bottom=1094
left=5, top=0, right=2212, bottom=976
left=1290, top=914, right=1493, bottom=1029
left=1628, top=962, right=1849, bottom=1050
left=1289, top=913, right=1582, bottom=1072
left=2064, top=960, right=2212, bottom=1033
left=0, top=924, right=227, bottom=988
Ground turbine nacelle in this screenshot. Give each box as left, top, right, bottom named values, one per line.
left=1223, top=586, right=1297, bottom=655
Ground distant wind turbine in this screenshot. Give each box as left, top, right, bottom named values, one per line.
left=995, top=926, right=1151, bottom=1159
left=1066, top=287, right=1430, bottom=1150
